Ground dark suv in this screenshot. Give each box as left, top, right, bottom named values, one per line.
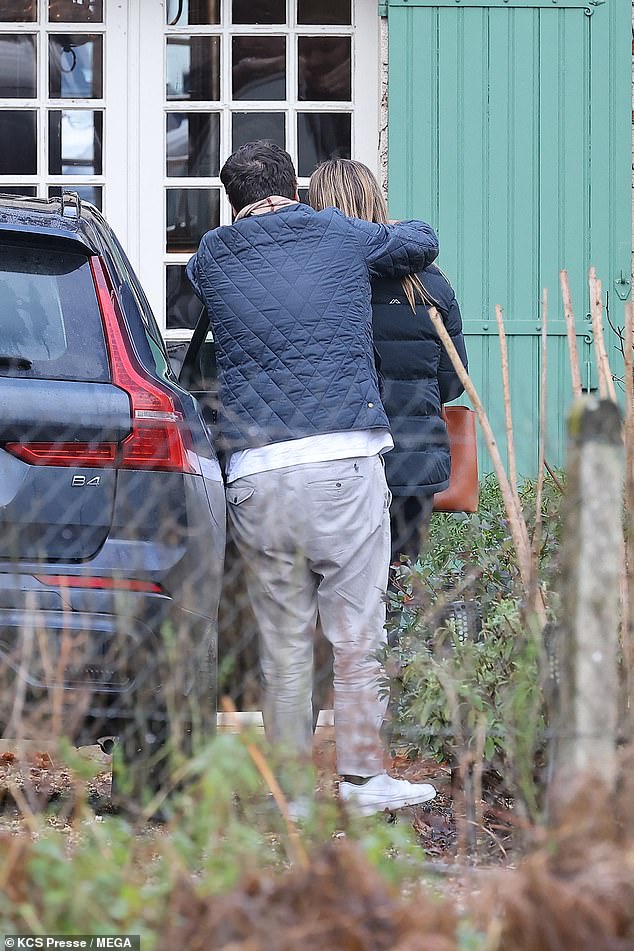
left=0, top=193, right=225, bottom=807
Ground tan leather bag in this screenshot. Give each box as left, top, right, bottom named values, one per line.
left=433, top=406, right=479, bottom=513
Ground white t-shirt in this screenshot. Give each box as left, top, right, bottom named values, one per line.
left=226, top=429, right=393, bottom=483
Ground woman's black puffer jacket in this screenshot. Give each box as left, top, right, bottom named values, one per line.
left=372, top=264, right=468, bottom=496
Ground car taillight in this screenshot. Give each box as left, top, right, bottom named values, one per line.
left=5, top=257, right=199, bottom=474
left=35, top=574, right=164, bottom=594
left=5, top=442, right=118, bottom=467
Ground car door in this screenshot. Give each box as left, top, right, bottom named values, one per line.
left=177, top=310, right=218, bottom=432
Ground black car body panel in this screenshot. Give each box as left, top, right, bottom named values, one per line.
left=0, top=194, right=225, bottom=753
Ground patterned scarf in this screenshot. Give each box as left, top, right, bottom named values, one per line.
left=234, top=195, right=299, bottom=221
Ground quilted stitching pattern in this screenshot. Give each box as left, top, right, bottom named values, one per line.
left=187, top=204, right=438, bottom=451
left=371, top=266, right=468, bottom=494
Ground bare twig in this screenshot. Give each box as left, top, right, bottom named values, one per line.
left=559, top=270, right=582, bottom=399
left=462, top=818, right=510, bottom=861
left=244, top=741, right=309, bottom=868
left=544, top=460, right=564, bottom=495
left=6, top=781, right=38, bottom=834
left=605, top=307, right=627, bottom=363
left=472, top=714, right=487, bottom=850
left=5, top=598, right=35, bottom=740
left=435, top=662, right=474, bottom=856
left=0, top=837, right=28, bottom=893
left=531, top=290, right=548, bottom=604
left=428, top=307, right=543, bottom=621
left=495, top=305, right=519, bottom=499
left=220, top=697, right=309, bottom=868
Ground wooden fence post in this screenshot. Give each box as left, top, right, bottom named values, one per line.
left=553, top=397, right=623, bottom=793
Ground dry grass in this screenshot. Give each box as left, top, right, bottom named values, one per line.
left=0, top=743, right=632, bottom=949
left=154, top=766, right=634, bottom=951
left=158, top=839, right=459, bottom=951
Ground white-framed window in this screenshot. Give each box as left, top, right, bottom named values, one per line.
left=0, top=0, right=106, bottom=208
left=139, top=0, right=380, bottom=338
left=1, top=0, right=380, bottom=337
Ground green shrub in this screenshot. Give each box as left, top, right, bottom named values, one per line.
left=0, top=731, right=425, bottom=938
left=381, top=474, right=562, bottom=812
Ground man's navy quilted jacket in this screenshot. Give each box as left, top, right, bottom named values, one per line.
left=187, top=203, right=438, bottom=453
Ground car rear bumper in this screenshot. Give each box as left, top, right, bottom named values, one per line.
left=0, top=584, right=217, bottom=746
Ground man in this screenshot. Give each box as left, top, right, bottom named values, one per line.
left=187, top=141, right=438, bottom=815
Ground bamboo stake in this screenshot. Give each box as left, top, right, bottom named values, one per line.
left=624, top=301, right=634, bottom=741
left=244, top=740, right=309, bottom=869
left=495, top=305, right=520, bottom=515
left=597, top=279, right=617, bottom=404
left=219, top=696, right=309, bottom=867
left=589, top=269, right=617, bottom=402
left=559, top=270, right=582, bottom=399
left=589, top=268, right=607, bottom=398
left=531, top=290, right=548, bottom=604
left=428, top=307, right=540, bottom=618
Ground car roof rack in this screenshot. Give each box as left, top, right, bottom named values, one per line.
left=61, top=190, right=82, bottom=219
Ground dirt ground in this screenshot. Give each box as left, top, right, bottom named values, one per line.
left=3, top=731, right=633, bottom=951
left=0, top=726, right=516, bottom=875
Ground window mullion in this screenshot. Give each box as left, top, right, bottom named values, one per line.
left=39, top=15, right=46, bottom=197
left=287, top=25, right=297, bottom=165
left=161, top=0, right=367, bottom=336
left=220, top=1, right=232, bottom=224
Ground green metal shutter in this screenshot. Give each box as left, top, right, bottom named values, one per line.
left=386, top=0, right=632, bottom=475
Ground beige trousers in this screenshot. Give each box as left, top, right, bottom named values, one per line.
left=226, top=454, right=391, bottom=776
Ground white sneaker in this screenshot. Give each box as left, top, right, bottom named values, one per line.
left=339, top=773, right=436, bottom=816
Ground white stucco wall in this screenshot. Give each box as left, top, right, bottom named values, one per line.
left=379, top=16, right=389, bottom=199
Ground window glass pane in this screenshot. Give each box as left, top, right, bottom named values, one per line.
left=0, top=186, right=37, bottom=197
left=165, top=0, right=219, bottom=25
left=166, top=36, right=220, bottom=101
left=0, top=1, right=36, bottom=21
left=166, top=264, right=205, bottom=331
left=297, top=112, right=350, bottom=177
left=232, top=36, right=285, bottom=101
left=49, top=34, right=103, bottom=98
left=232, top=112, right=285, bottom=151
left=297, top=0, right=351, bottom=24
left=232, top=0, right=285, bottom=24
left=48, top=184, right=102, bottom=209
left=48, top=0, right=103, bottom=22
left=0, top=35, right=37, bottom=98
left=48, top=109, right=103, bottom=175
left=298, top=36, right=351, bottom=101
left=0, top=111, right=37, bottom=174
left=0, top=242, right=109, bottom=382
left=166, top=112, right=219, bottom=177
left=166, top=188, right=219, bottom=253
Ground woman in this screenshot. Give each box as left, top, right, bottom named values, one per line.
left=309, top=159, right=468, bottom=562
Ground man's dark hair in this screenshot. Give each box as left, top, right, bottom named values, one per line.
left=220, top=140, right=297, bottom=213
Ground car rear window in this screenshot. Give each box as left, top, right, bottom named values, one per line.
left=0, top=240, right=109, bottom=382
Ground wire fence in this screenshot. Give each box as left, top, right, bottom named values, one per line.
left=0, top=272, right=632, bottom=822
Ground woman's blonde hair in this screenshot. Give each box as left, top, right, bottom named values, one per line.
left=308, top=158, right=433, bottom=311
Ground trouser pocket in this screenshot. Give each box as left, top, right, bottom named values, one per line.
left=226, top=484, right=255, bottom=506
